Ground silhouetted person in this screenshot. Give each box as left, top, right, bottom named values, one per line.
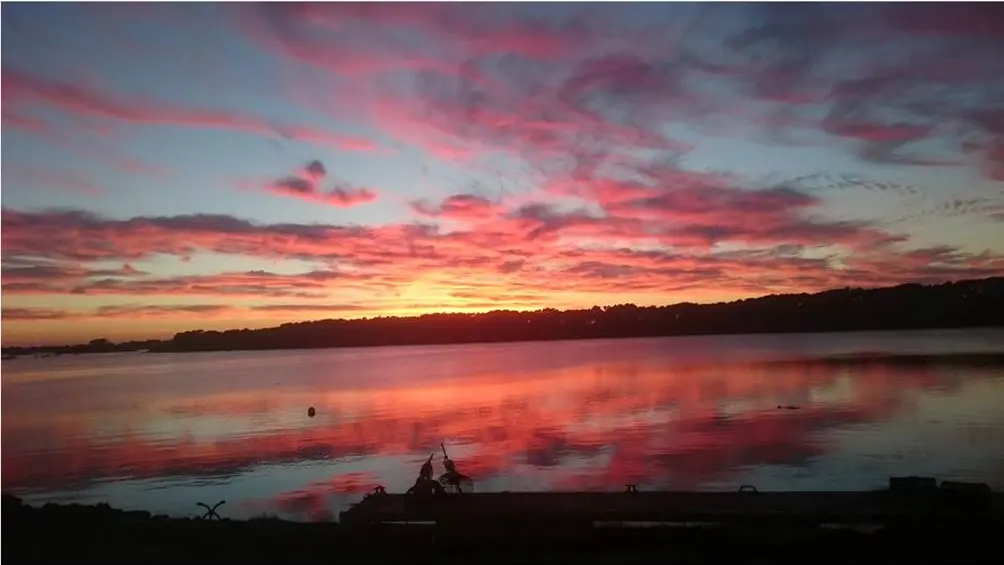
left=407, top=474, right=443, bottom=497
left=406, top=455, right=444, bottom=511
left=439, top=444, right=472, bottom=494
left=419, top=454, right=434, bottom=481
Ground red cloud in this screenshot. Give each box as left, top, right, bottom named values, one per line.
left=1, top=69, right=376, bottom=151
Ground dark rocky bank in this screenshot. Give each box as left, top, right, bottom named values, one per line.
left=4, top=494, right=1002, bottom=564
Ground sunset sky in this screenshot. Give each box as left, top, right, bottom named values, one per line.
left=2, top=2, right=1003, bottom=345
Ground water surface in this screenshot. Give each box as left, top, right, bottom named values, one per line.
left=3, top=329, right=1004, bottom=521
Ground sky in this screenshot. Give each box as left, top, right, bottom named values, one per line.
left=2, top=2, right=1003, bottom=346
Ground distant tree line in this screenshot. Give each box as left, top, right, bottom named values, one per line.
left=3, top=277, right=1002, bottom=357
left=2, top=338, right=164, bottom=358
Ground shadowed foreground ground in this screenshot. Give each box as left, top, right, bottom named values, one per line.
left=4, top=494, right=1002, bottom=564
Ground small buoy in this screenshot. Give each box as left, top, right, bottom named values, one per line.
left=307, top=406, right=316, bottom=418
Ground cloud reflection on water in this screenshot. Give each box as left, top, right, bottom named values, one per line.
left=2, top=340, right=1003, bottom=521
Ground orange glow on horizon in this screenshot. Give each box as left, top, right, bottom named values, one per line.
left=0, top=284, right=763, bottom=346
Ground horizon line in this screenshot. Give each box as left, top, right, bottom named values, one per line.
left=4, top=275, right=998, bottom=350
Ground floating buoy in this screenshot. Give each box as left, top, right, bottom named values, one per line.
left=307, top=406, right=316, bottom=418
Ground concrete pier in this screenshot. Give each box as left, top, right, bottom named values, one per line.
left=340, top=482, right=1002, bottom=527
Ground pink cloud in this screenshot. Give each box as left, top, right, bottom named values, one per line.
left=2, top=112, right=170, bottom=177
left=885, top=4, right=1004, bottom=37
left=1, top=303, right=370, bottom=322
left=241, top=2, right=592, bottom=81
left=389, top=62, right=693, bottom=168
left=5, top=170, right=1002, bottom=318
left=538, top=165, right=906, bottom=251
left=1, top=69, right=376, bottom=151
left=411, top=194, right=505, bottom=220
left=824, top=122, right=932, bottom=143
left=259, top=3, right=1003, bottom=183
left=1, top=308, right=69, bottom=321
left=264, top=160, right=378, bottom=207
left=1, top=265, right=353, bottom=299
left=2, top=166, right=105, bottom=196
left=4, top=3, right=1003, bottom=343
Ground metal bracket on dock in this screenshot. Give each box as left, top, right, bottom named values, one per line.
left=196, top=500, right=226, bottom=520
left=738, top=485, right=759, bottom=493
left=625, top=484, right=639, bottom=493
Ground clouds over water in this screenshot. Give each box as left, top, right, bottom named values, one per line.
left=2, top=2, right=1002, bottom=341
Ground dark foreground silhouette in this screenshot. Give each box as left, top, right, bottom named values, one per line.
left=4, top=494, right=1001, bottom=565
left=405, top=444, right=475, bottom=510
left=4, top=277, right=1002, bottom=356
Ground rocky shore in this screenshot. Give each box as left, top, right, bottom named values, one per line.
left=4, top=493, right=1003, bottom=564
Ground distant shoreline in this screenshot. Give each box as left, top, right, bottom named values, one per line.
left=6, top=324, right=1004, bottom=360
left=5, top=339, right=1004, bottom=373
left=4, top=277, right=1002, bottom=357
left=3, top=323, right=999, bottom=357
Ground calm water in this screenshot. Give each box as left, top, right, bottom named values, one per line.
left=3, top=329, right=1004, bottom=522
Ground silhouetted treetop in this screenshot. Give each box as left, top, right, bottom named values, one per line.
left=4, top=277, right=1001, bottom=356
left=154, top=277, right=1003, bottom=353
